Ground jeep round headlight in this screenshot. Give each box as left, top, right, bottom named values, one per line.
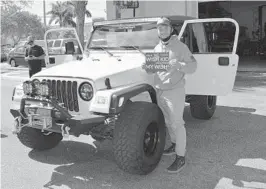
left=23, top=81, right=33, bottom=95
left=79, top=82, right=93, bottom=101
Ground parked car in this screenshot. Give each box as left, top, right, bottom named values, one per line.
left=14, top=40, right=46, bottom=48
left=49, top=38, right=81, bottom=55
left=1, top=44, right=13, bottom=62
left=8, top=40, right=46, bottom=67
left=1, top=52, right=8, bottom=62
left=14, top=41, right=27, bottom=48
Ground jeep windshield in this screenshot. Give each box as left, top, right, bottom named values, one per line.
left=86, top=21, right=160, bottom=53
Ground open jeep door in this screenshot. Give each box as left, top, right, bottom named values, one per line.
left=44, top=28, right=84, bottom=68
left=178, top=18, right=239, bottom=96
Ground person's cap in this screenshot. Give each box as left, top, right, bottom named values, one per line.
left=157, top=17, right=171, bottom=27
left=27, top=36, right=34, bottom=44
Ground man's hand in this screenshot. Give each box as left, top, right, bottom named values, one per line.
left=31, top=56, right=42, bottom=60
left=25, top=56, right=32, bottom=61
left=31, top=56, right=38, bottom=60
left=141, top=62, right=146, bottom=70
left=166, top=59, right=181, bottom=71
left=141, top=62, right=154, bottom=75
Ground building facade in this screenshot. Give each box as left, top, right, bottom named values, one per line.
left=106, top=0, right=199, bottom=20
left=199, top=1, right=266, bottom=57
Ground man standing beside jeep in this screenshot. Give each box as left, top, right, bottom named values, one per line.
left=142, top=17, right=197, bottom=173
left=25, top=36, right=45, bottom=78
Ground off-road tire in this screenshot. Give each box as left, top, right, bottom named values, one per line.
left=17, top=127, right=63, bottom=151
left=190, top=95, right=217, bottom=120
left=113, top=101, right=166, bottom=175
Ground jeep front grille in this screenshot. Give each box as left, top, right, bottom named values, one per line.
left=43, top=79, right=79, bottom=112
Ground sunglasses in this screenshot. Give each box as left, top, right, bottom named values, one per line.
left=157, top=25, right=171, bottom=30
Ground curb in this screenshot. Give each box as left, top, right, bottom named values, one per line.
left=1, top=75, right=28, bottom=82
left=237, top=70, right=266, bottom=73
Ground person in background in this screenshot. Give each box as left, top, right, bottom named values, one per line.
left=25, top=36, right=45, bottom=78
left=142, top=17, right=197, bottom=173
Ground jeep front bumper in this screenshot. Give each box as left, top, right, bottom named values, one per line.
left=10, top=97, right=106, bottom=137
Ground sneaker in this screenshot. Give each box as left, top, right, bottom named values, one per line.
left=166, top=155, right=186, bottom=173
left=163, top=143, right=176, bottom=156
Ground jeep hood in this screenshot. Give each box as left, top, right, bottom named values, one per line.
left=34, top=54, right=146, bottom=81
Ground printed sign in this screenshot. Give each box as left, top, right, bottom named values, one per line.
left=144, top=52, right=170, bottom=73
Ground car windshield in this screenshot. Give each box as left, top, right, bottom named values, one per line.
left=35, top=40, right=45, bottom=48
left=86, top=21, right=160, bottom=52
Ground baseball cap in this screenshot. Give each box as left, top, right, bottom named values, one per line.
left=157, top=17, right=171, bottom=27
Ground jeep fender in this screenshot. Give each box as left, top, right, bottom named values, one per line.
left=89, top=84, right=157, bottom=114
left=10, top=84, right=24, bottom=117
left=109, top=84, right=157, bottom=114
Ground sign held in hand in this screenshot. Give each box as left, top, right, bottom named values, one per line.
left=144, top=52, right=170, bottom=73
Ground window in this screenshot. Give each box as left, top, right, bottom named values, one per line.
left=48, top=41, right=54, bottom=47
left=87, top=22, right=160, bottom=50
left=53, top=40, right=61, bottom=47
left=15, top=47, right=25, bottom=53
left=181, top=21, right=236, bottom=54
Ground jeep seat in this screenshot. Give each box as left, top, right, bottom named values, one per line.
left=65, top=41, right=75, bottom=54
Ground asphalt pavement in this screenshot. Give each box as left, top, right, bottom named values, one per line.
left=1, top=64, right=266, bottom=189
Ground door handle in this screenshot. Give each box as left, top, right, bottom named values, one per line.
left=218, top=57, right=229, bottom=66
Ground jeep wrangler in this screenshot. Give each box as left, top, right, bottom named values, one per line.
left=10, top=16, right=239, bottom=175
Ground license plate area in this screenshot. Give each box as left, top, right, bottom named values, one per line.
left=28, top=115, right=53, bottom=129
left=25, top=105, right=53, bottom=115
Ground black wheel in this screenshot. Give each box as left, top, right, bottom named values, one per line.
left=190, top=95, right=217, bottom=120
left=113, top=101, right=166, bottom=175
left=17, top=127, right=63, bottom=151
left=10, top=59, right=17, bottom=67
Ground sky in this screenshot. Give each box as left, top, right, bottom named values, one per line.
left=22, top=0, right=107, bottom=25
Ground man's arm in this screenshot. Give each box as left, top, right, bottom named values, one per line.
left=178, top=43, right=197, bottom=74
left=33, top=46, right=45, bottom=60
left=24, top=47, right=29, bottom=61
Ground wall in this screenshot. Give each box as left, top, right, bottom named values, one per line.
left=263, top=6, right=266, bottom=37
left=106, top=0, right=198, bottom=20
left=219, top=1, right=266, bottom=39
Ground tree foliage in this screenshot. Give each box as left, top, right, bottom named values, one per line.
left=47, top=1, right=76, bottom=27
left=70, top=0, right=90, bottom=48
left=1, top=1, right=45, bottom=46
left=1, top=0, right=33, bottom=11
left=46, top=1, right=92, bottom=48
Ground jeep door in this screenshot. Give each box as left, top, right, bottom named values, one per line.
left=178, top=18, right=240, bottom=96
left=44, top=28, right=84, bottom=68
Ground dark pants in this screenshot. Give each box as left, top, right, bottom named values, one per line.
left=29, top=65, right=42, bottom=78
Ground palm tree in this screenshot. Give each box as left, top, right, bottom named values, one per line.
left=46, top=1, right=92, bottom=48
left=47, top=1, right=76, bottom=27
left=67, top=1, right=92, bottom=48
